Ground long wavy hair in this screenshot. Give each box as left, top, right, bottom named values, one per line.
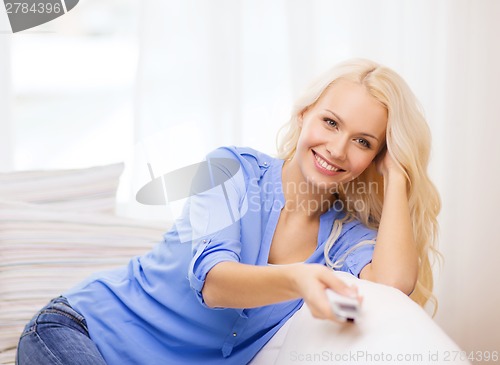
left=275, top=58, right=441, bottom=312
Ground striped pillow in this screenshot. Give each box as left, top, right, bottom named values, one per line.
left=0, top=163, right=124, bottom=214
left=0, top=201, right=169, bottom=364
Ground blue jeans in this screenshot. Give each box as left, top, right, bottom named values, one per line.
left=16, top=296, right=107, bottom=365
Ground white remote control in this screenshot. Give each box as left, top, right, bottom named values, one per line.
left=325, top=288, right=361, bottom=322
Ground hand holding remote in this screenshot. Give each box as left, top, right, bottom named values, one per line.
left=325, top=288, right=361, bottom=323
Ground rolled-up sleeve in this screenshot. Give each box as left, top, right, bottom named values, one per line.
left=332, top=221, right=377, bottom=278
left=188, top=236, right=241, bottom=305
left=183, top=148, right=249, bottom=306
left=343, top=242, right=375, bottom=277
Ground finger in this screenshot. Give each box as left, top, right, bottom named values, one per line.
left=305, top=282, right=338, bottom=320
left=314, top=293, right=336, bottom=320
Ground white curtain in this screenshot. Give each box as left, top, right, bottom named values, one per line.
left=135, top=0, right=500, bottom=352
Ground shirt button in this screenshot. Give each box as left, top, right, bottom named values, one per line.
left=232, top=332, right=237, bottom=337
left=203, top=239, right=207, bottom=243
left=263, top=162, right=268, bottom=167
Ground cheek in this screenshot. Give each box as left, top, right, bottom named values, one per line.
left=350, top=151, right=377, bottom=173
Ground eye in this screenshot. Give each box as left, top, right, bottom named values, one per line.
left=323, top=118, right=338, bottom=128
left=355, top=138, right=371, bottom=149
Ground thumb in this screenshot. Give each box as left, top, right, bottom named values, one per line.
left=324, top=271, right=359, bottom=299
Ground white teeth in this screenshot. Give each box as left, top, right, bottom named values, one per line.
left=315, top=153, right=340, bottom=172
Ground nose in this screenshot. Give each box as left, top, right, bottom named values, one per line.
left=326, top=136, right=348, bottom=161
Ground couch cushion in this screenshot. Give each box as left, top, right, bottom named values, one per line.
left=0, top=163, right=124, bottom=214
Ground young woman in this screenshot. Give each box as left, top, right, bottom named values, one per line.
left=16, top=58, right=440, bottom=365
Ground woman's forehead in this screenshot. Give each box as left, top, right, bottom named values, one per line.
left=315, top=81, right=387, bottom=131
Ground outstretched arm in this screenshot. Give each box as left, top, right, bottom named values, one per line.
left=359, top=151, right=418, bottom=295
left=203, top=262, right=360, bottom=320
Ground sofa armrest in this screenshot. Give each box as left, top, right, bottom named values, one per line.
left=252, top=271, right=469, bottom=365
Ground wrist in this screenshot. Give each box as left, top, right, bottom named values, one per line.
left=383, top=168, right=407, bottom=183
left=383, top=169, right=408, bottom=194
left=281, top=263, right=304, bottom=298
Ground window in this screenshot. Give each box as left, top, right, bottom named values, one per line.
left=11, top=0, right=138, bottom=170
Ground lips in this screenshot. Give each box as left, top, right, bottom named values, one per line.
left=313, top=151, right=345, bottom=172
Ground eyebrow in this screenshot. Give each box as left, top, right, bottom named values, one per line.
left=325, top=109, right=380, bottom=142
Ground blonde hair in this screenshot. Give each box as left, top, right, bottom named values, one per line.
left=275, top=58, right=441, bottom=312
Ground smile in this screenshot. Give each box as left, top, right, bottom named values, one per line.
left=313, top=152, right=345, bottom=172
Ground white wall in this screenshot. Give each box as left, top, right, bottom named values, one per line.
left=432, top=0, right=500, bottom=352
left=0, top=10, right=12, bottom=171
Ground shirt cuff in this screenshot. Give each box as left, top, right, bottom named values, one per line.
left=188, top=238, right=240, bottom=308
left=343, top=243, right=375, bottom=278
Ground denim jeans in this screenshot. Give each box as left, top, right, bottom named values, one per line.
left=16, top=296, right=107, bottom=365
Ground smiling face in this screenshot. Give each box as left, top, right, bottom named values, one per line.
left=291, top=79, right=388, bottom=190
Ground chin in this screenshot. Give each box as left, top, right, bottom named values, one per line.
left=306, top=175, right=341, bottom=193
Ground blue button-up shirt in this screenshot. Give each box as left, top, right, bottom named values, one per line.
left=64, top=146, right=376, bottom=364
